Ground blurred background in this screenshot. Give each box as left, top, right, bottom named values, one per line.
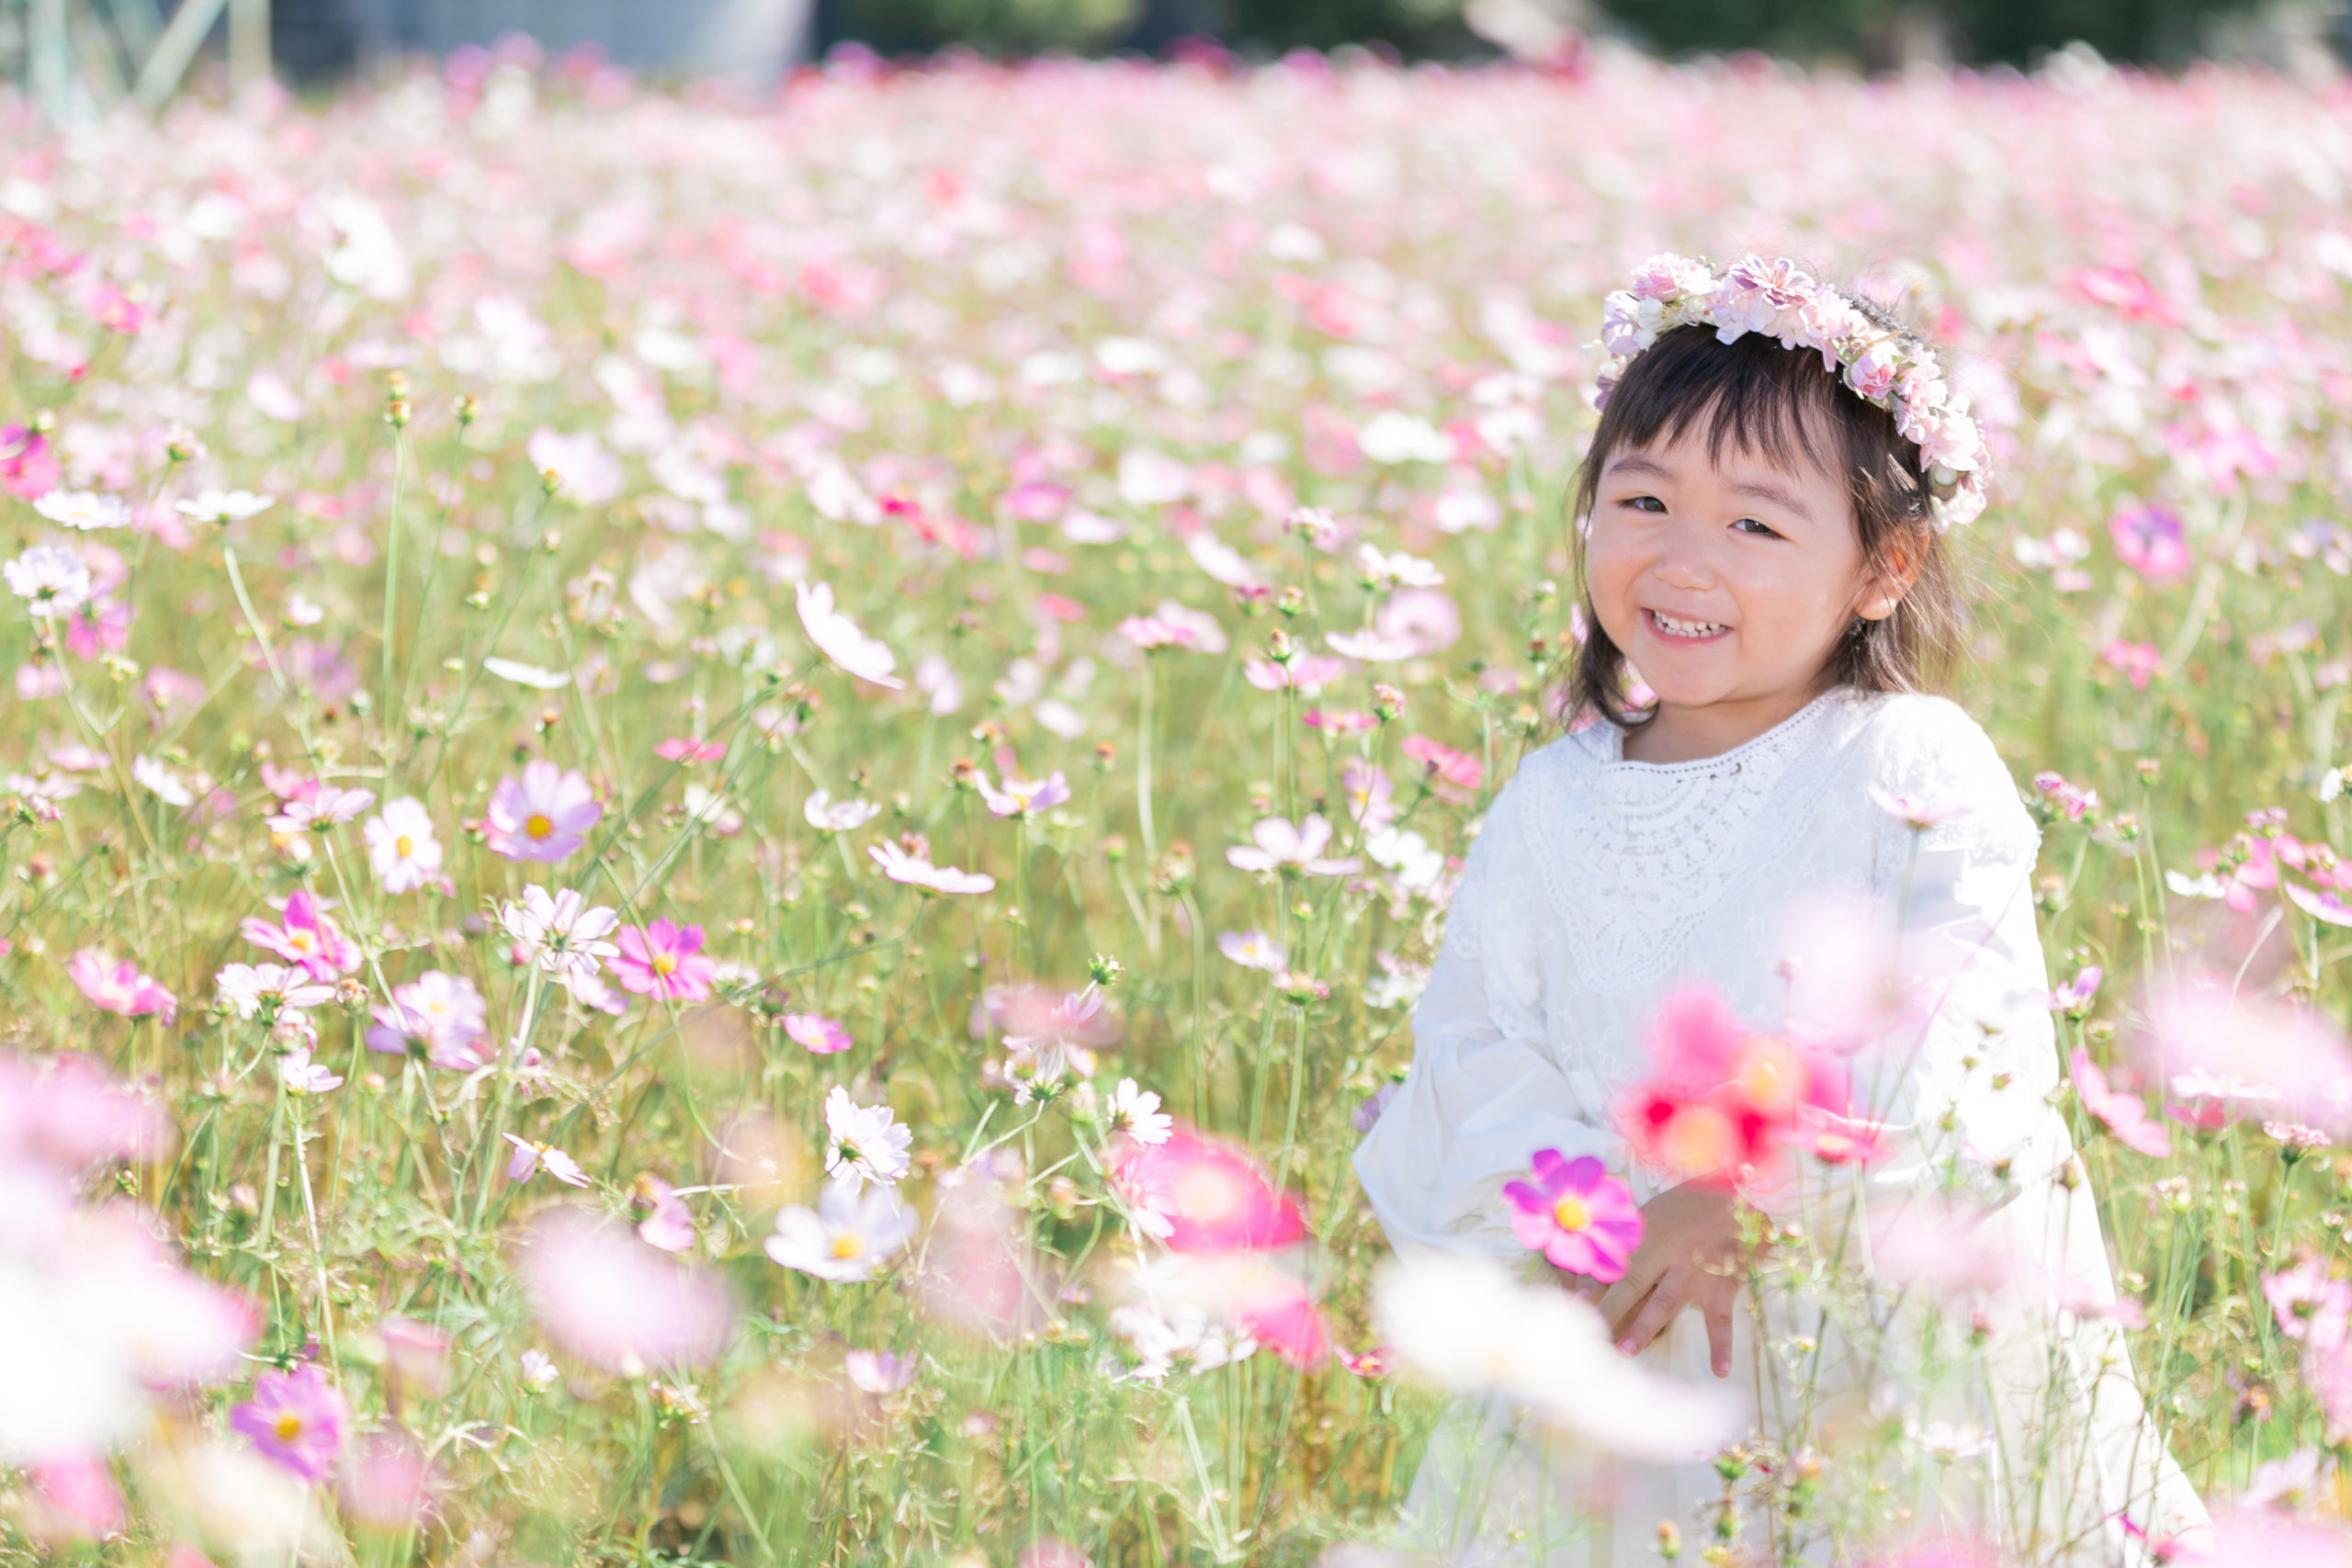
left=1, top=0, right=2345, bottom=109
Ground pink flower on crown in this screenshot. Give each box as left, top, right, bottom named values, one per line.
left=1844, top=340, right=1901, bottom=401
left=1796, top=296, right=1866, bottom=370
left=1909, top=409, right=1984, bottom=475
left=1628, top=254, right=1710, bottom=301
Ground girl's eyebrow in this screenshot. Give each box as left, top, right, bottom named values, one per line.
left=1725, top=476, right=1816, bottom=525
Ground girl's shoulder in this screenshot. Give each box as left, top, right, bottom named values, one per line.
left=1850, top=690, right=2040, bottom=863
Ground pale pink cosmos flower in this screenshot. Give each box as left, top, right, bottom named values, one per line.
left=505, top=1135, right=591, bottom=1188
left=795, top=580, right=905, bottom=689
left=28, top=1458, right=123, bottom=1543
left=2108, top=502, right=2191, bottom=581
left=1226, top=814, right=1360, bottom=876
left=784, top=1013, right=854, bottom=1055
left=2287, top=882, right=2352, bottom=928
left=230, top=1365, right=347, bottom=1483
left=519, top=1207, right=732, bottom=1375
left=2264, top=1257, right=2351, bottom=1352
left=1339, top=758, right=1396, bottom=832
left=239, top=890, right=360, bottom=982
left=844, top=1348, right=919, bottom=1394
left=1115, top=601, right=1226, bottom=653
left=499, top=886, right=620, bottom=980
left=868, top=840, right=995, bottom=895
left=2070, top=1048, right=2173, bottom=1158
left=485, top=761, right=603, bottom=863
left=67, top=949, right=177, bottom=1021
left=1324, top=626, right=1419, bottom=662
left=336, top=1430, right=441, bottom=1531
left=2048, top=965, right=2102, bottom=1016
left=1373, top=586, right=1460, bottom=655
left=1217, top=930, right=1287, bottom=972
left=526, top=427, right=624, bottom=506
left=213, top=963, right=335, bottom=1023
left=278, top=1046, right=344, bottom=1094
left=977, top=768, right=1071, bottom=819
left=610, top=919, right=716, bottom=1003
left=652, top=736, right=726, bottom=762
left=633, top=1177, right=696, bottom=1254
left=766, top=1179, right=918, bottom=1283
left=803, top=790, right=881, bottom=832
left=1867, top=784, right=1972, bottom=831
left=823, top=1085, right=910, bottom=1191
left=363, top=797, right=443, bottom=894
left=1243, top=654, right=1346, bottom=694
left=1103, top=1078, right=1172, bottom=1146
left=2136, top=969, right=2352, bottom=1137
left=2102, top=639, right=2163, bottom=690
left=983, top=984, right=1122, bottom=1085
left=265, top=784, right=376, bottom=834
left=365, top=970, right=489, bottom=1069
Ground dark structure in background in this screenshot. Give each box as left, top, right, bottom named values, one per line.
left=246, top=0, right=2351, bottom=81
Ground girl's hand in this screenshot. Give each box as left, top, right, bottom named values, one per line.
left=1589, top=1181, right=1745, bottom=1377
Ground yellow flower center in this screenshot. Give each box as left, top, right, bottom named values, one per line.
left=288, top=931, right=315, bottom=951
left=273, top=1411, right=305, bottom=1442
left=652, top=953, right=677, bottom=976
left=526, top=813, right=554, bottom=840
left=830, top=1231, right=865, bottom=1259
left=1551, top=1194, right=1591, bottom=1233
left=394, top=834, right=413, bottom=857
left=1663, top=1103, right=1739, bottom=1175
left=1735, top=1036, right=1804, bottom=1117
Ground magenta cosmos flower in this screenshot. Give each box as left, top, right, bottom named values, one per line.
left=1503, top=1150, right=1645, bottom=1283
left=230, top=1363, right=348, bottom=1483
left=610, top=918, right=716, bottom=1002
left=66, top=948, right=176, bottom=1021
left=485, top=761, right=603, bottom=863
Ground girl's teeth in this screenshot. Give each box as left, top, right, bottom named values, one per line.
left=1654, top=612, right=1725, bottom=637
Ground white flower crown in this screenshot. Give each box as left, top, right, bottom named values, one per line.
left=1594, top=254, right=1991, bottom=533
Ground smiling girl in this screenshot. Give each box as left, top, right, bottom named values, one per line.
left=1352, top=256, right=2208, bottom=1564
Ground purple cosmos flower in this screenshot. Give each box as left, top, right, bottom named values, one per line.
left=230, top=1364, right=349, bottom=1483
left=2107, top=502, right=2190, bottom=581
left=485, top=761, right=603, bottom=863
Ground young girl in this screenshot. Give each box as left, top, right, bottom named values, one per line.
left=1352, top=255, right=2210, bottom=1565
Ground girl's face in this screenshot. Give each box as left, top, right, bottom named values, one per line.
left=1587, top=421, right=1898, bottom=730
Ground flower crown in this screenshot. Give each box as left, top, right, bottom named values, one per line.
left=1594, top=254, right=1991, bottom=532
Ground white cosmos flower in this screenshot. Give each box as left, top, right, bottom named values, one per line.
left=213, top=963, right=336, bottom=1021
left=1103, top=1078, right=1172, bottom=1145
left=363, top=796, right=443, bottom=894
left=498, top=886, right=620, bottom=979
left=5, top=545, right=92, bottom=617
left=481, top=657, right=572, bottom=690
left=35, top=490, right=131, bottom=530
left=131, top=755, right=194, bottom=807
left=172, top=489, right=274, bottom=525
left=1372, top=1253, right=1738, bottom=1463
left=765, top=1179, right=917, bottom=1283
left=822, top=1085, right=911, bottom=1192
left=795, top=580, right=905, bottom=690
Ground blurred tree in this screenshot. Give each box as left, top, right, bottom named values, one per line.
left=1592, top=0, right=2269, bottom=62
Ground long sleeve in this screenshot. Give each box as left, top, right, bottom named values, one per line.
left=1835, top=699, right=2075, bottom=1197
left=1351, top=766, right=1627, bottom=1259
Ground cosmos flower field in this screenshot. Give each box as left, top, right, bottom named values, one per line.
left=6, top=38, right=2352, bottom=1565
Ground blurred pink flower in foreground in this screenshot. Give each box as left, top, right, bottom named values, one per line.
left=67, top=950, right=176, bottom=1022
left=2070, top=1048, right=2173, bottom=1158
left=980, top=983, right=1122, bottom=1086
left=2135, top=970, right=2352, bottom=1138
left=610, top=918, right=716, bottom=1003
left=844, top=1348, right=918, bottom=1394
left=1110, top=1123, right=1306, bottom=1252
left=519, top=1207, right=731, bottom=1376
left=2108, top=501, right=2191, bottom=581
left=1504, top=1151, right=1645, bottom=1283
left=230, top=1365, right=347, bottom=1483
left=486, top=761, right=603, bottom=863
left=337, top=1430, right=441, bottom=1530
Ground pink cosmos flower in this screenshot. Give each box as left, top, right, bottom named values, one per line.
left=2048, top=965, right=2103, bottom=1016
left=1866, top=784, right=1970, bottom=830
left=977, top=767, right=1071, bottom=818
left=982, top=983, right=1123, bottom=1084
left=265, top=784, right=376, bottom=834
left=2069, top=1048, right=2172, bottom=1158
left=2100, top=640, right=2163, bottom=691
left=366, top=970, right=490, bottom=1068
left=239, top=890, right=360, bottom=982
left=868, top=840, right=995, bottom=895
left=486, top=761, right=603, bottom=863
left=653, top=736, right=727, bottom=761
left=610, top=919, right=716, bottom=1002
left=784, top=1012, right=854, bottom=1055
left=2108, top=502, right=2191, bottom=581
left=1374, top=586, right=1460, bottom=655
left=2287, top=882, right=2352, bottom=928
left=844, top=1348, right=920, bottom=1393
left=67, top=949, right=177, bottom=1021
left=1399, top=734, right=1483, bottom=800
left=230, top=1364, right=348, bottom=1483
left=1615, top=984, right=1848, bottom=1189
left=2136, top=969, right=2352, bottom=1138
left=337, top=1431, right=442, bottom=1530
left=1115, top=601, right=1226, bottom=653
left=1504, top=1151, right=1645, bottom=1282
left=632, top=1177, right=696, bottom=1254
left=1243, top=654, right=1347, bottom=693
left=2031, top=770, right=2100, bottom=822
left=28, top=1458, right=124, bottom=1543
left=1109, top=1124, right=1306, bottom=1253
left=1216, top=930, right=1286, bottom=971
left=519, top=1207, right=733, bottom=1375
left=2264, top=1257, right=2352, bottom=1351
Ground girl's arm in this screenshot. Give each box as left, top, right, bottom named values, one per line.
left=1351, top=769, right=1624, bottom=1259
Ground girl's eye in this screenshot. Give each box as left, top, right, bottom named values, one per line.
left=1621, top=494, right=1666, bottom=513
left=1731, top=517, right=1781, bottom=538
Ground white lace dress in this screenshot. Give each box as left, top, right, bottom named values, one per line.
left=1351, top=687, right=2209, bottom=1566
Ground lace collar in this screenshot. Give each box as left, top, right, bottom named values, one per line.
left=1529, top=687, right=1883, bottom=994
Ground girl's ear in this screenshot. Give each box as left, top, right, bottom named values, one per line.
left=1856, top=529, right=1927, bottom=622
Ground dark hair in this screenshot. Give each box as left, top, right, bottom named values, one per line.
left=1564, top=299, right=1967, bottom=734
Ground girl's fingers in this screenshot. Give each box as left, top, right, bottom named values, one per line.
left=1702, top=1285, right=1736, bottom=1378
left=1615, top=1265, right=1689, bottom=1356
left=1594, top=1267, right=1654, bottom=1329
